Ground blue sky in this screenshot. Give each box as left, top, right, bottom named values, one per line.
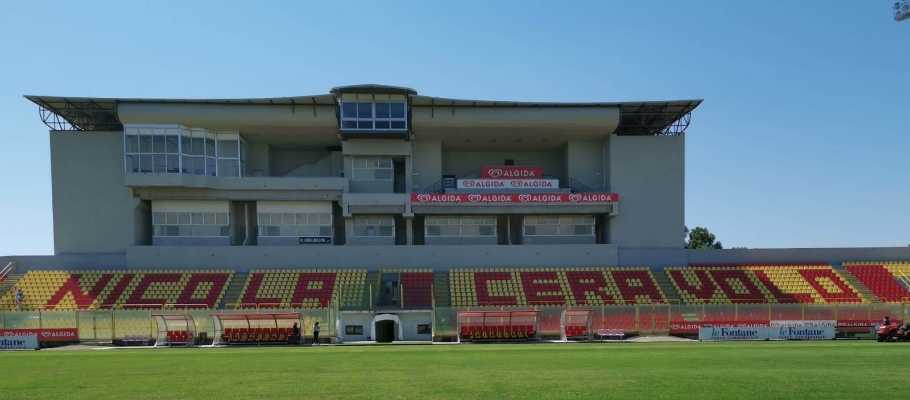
left=0, top=1, right=907, bottom=255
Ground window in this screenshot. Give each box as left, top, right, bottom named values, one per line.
left=353, top=215, right=395, bottom=237
left=152, top=211, right=230, bottom=237
left=523, top=215, right=595, bottom=237
left=124, top=126, right=244, bottom=177
left=351, top=157, right=393, bottom=181
left=124, top=132, right=180, bottom=174
left=345, top=325, right=364, bottom=335
left=340, top=101, right=407, bottom=131
left=425, top=216, right=496, bottom=237
left=417, top=324, right=431, bottom=335
left=257, top=212, right=332, bottom=237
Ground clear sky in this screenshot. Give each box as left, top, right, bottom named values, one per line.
left=0, top=1, right=907, bottom=255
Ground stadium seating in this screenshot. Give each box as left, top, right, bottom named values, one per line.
left=221, top=327, right=293, bottom=344
left=0, top=270, right=233, bottom=310
left=166, top=330, right=191, bottom=345
left=666, top=265, right=865, bottom=304
left=236, top=269, right=366, bottom=309
left=449, top=268, right=666, bottom=307
left=397, top=269, right=434, bottom=308
left=844, top=262, right=910, bottom=302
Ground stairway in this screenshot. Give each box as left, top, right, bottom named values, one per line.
left=365, top=271, right=381, bottom=310
left=220, top=272, right=249, bottom=309
left=651, top=267, right=681, bottom=304
left=0, top=273, right=24, bottom=299
left=832, top=263, right=879, bottom=303
left=433, top=271, right=451, bottom=308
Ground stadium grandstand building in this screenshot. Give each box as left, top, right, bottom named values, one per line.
left=2, top=84, right=908, bottom=344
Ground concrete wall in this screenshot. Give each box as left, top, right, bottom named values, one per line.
left=442, top=150, right=564, bottom=179
left=398, top=312, right=433, bottom=341
left=424, top=236, right=498, bottom=245
left=4, top=246, right=910, bottom=271
left=345, top=156, right=394, bottom=193
left=50, top=131, right=143, bottom=254
left=523, top=236, right=596, bottom=245
left=245, top=142, right=270, bottom=177
left=565, top=139, right=605, bottom=191
left=608, top=135, right=684, bottom=248
left=269, top=148, right=337, bottom=177
left=411, top=139, right=442, bottom=191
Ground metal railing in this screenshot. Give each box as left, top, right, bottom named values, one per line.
left=0, top=262, right=14, bottom=283
left=2, top=301, right=906, bottom=342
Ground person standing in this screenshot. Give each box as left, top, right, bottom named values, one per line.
left=14, top=288, right=24, bottom=310
left=290, top=322, right=300, bottom=345
left=312, top=322, right=320, bottom=345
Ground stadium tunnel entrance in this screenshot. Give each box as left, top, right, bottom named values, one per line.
left=371, top=314, right=403, bottom=342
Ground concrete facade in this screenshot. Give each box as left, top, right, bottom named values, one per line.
left=28, top=85, right=703, bottom=258
left=50, top=131, right=145, bottom=254
left=607, top=135, right=685, bottom=247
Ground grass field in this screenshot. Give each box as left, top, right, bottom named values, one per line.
left=1, top=342, right=908, bottom=399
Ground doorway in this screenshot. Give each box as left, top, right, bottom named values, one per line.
left=375, top=320, right=396, bottom=343
left=370, top=314, right=402, bottom=343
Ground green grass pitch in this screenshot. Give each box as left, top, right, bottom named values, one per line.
left=1, top=342, right=907, bottom=399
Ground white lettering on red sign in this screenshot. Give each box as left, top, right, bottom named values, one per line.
left=480, top=166, right=544, bottom=179
left=410, top=192, right=619, bottom=204
left=457, top=179, right=558, bottom=190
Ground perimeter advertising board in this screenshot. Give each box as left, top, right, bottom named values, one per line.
left=698, top=321, right=836, bottom=341
left=0, top=334, right=39, bottom=350
left=770, top=320, right=835, bottom=340
left=0, top=328, right=79, bottom=343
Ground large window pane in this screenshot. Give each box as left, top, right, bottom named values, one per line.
left=375, top=102, right=390, bottom=118
left=218, top=159, right=239, bottom=177
left=126, top=155, right=139, bottom=173
left=153, top=135, right=166, bottom=153
left=126, top=135, right=139, bottom=153
left=390, top=120, right=406, bottom=130
left=218, top=139, right=239, bottom=158
left=357, top=102, right=372, bottom=118
left=191, top=138, right=204, bottom=156
left=342, top=120, right=357, bottom=129
left=206, top=138, right=216, bottom=157
left=140, top=155, right=153, bottom=173
left=166, top=135, right=179, bottom=153
left=139, top=135, right=153, bottom=153
left=153, top=155, right=167, bottom=173
left=341, top=102, right=356, bottom=118
left=390, top=102, right=405, bottom=118
left=166, top=155, right=179, bottom=173
left=374, top=120, right=390, bottom=130
left=357, top=120, right=373, bottom=130
left=206, top=157, right=216, bottom=176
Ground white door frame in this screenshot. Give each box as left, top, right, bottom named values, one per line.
left=370, top=313, right=403, bottom=342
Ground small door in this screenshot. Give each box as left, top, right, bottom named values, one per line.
left=375, top=320, right=396, bottom=343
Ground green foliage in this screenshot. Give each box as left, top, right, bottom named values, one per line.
left=686, top=226, right=723, bottom=249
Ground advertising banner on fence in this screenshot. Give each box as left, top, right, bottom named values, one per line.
left=0, top=328, right=79, bottom=343
left=411, top=192, right=619, bottom=204
left=457, top=179, right=559, bottom=190
left=698, top=325, right=771, bottom=341
left=770, top=320, right=836, bottom=340
left=480, top=166, right=543, bottom=179
left=0, top=334, right=38, bottom=350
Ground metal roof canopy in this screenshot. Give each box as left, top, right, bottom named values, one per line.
left=25, top=87, right=701, bottom=136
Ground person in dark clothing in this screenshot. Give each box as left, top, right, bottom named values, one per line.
left=290, top=323, right=300, bottom=344
left=882, top=316, right=891, bottom=326
left=313, top=322, right=320, bottom=345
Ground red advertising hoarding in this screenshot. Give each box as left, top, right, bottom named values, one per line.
left=0, top=328, right=79, bottom=343
left=480, top=166, right=544, bottom=179
left=411, top=192, right=619, bottom=204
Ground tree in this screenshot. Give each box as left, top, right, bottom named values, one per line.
left=686, top=226, right=723, bottom=249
